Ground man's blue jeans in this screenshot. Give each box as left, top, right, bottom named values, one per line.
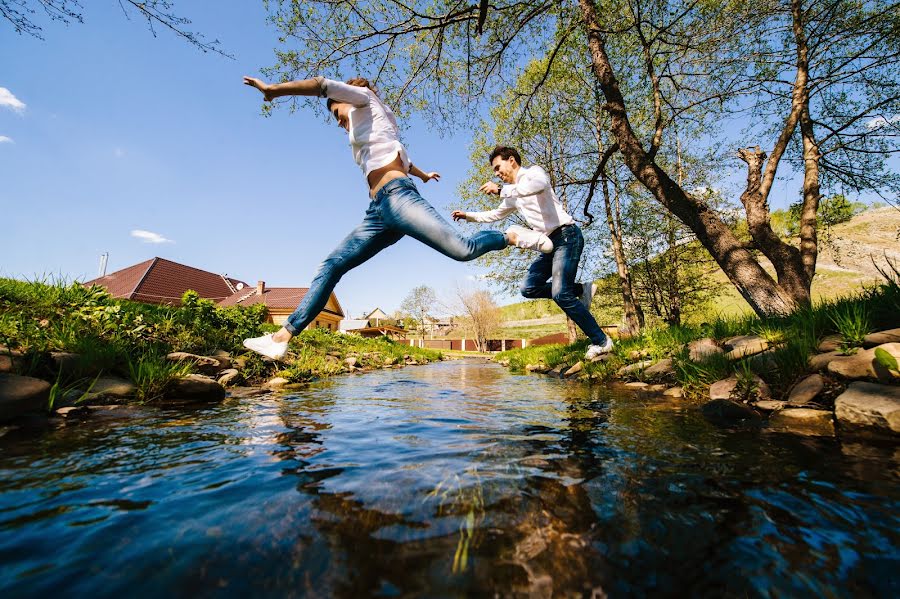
left=520, top=224, right=608, bottom=345
left=285, top=177, right=507, bottom=335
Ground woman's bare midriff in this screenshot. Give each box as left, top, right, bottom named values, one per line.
left=367, top=155, right=409, bottom=196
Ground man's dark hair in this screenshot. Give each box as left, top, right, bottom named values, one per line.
left=488, top=146, right=521, bottom=165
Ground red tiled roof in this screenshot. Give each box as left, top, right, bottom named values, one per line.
left=83, top=257, right=247, bottom=306
left=218, top=287, right=345, bottom=318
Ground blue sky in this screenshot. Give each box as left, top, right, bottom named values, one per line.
left=0, top=2, right=504, bottom=318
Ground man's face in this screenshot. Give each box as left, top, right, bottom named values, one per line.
left=330, top=102, right=352, bottom=130
left=491, top=155, right=518, bottom=184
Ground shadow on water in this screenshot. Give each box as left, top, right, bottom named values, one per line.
left=0, top=360, right=898, bottom=597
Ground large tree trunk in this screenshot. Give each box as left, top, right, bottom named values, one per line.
left=577, top=0, right=815, bottom=317
left=602, top=174, right=644, bottom=334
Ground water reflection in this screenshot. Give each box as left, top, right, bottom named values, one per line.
left=0, top=360, right=897, bottom=597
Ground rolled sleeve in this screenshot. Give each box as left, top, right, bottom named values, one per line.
left=320, top=78, right=371, bottom=107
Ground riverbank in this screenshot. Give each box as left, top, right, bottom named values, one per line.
left=494, top=263, right=900, bottom=439
left=0, top=278, right=440, bottom=423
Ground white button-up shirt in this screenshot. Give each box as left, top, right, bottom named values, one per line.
left=464, top=165, right=575, bottom=234
left=320, top=78, right=411, bottom=177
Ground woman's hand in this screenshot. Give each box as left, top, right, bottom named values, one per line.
left=243, top=76, right=274, bottom=102
left=420, top=171, right=441, bottom=183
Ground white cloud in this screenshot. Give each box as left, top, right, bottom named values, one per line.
left=0, top=136, right=12, bottom=144
left=0, top=88, right=25, bottom=113
left=114, top=148, right=125, bottom=158
left=866, top=114, right=900, bottom=130
left=131, top=229, right=174, bottom=244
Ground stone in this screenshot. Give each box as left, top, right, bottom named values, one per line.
left=787, top=374, right=824, bottom=406
left=86, top=377, right=137, bottom=400
left=663, top=387, right=684, bottom=398
left=624, top=382, right=648, bottom=389
left=217, top=369, right=242, bottom=387
left=344, top=357, right=359, bottom=368
left=525, top=363, right=548, bottom=373
left=834, top=382, right=900, bottom=438
left=384, top=356, right=398, bottom=366
left=227, top=386, right=270, bottom=399
left=210, top=350, right=233, bottom=370
left=767, top=408, right=835, bottom=436
left=644, top=358, right=674, bottom=378
left=688, top=338, right=723, bottom=362
left=166, top=352, right=222, bottom=375
left=56, top=406, right=91, bottom=419
left=548, top=365, right=566, bottom=378
left=265, top=377, right=289, bottom=389
left=616, top=360, right=655, bottom=377
left=754, top=400, right=786, bottom=412
left=628, top=349, right=650, bottom=361
left=817, top=334, right=843, bottom=352
left=0, top=374, right=51, bottom=422
left=644, top=384, right=668, bottom=392
left=50, top=351, right=86, bottom=375
left=809, top=351, right=843, bottom=371
left=564, top=362, right=584, bottom=377
left=723, top=335, right=769, bottom=360
left=701, top=399, right=761, bottom=426
left=709, top=375, right=770, bottom=402
left=165, top=374, right=227, bottom=402
left=589, top=353, right=612, bottom=363
left=827, top=343, right=900, bottom=382
left=863, top=328, right=900, bottom=348
left=0, top=355, right=13, bottom=373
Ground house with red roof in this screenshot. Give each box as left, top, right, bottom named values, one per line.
left=219, top=281, right=344, bottom=331
left=84, top=257, right=343, bottom=331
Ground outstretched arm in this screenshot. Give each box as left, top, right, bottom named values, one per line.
left=409, top=164, right=441, bottom=183
left=243, top=76, right=322, bottom=102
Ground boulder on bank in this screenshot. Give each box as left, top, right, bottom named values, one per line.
left=564, top=362, right=584, bottom=377
left=767, top=408, right=835, bottom=437
left=525, top=363, right=549, bottom=374
left=663, top=387, right=684, bottom=398
left=826, top=343, right=900, bottom=383
left=863, top=328, right=900, bottom=348
left=817, top=334, right=843, bottom=352
left=166, top=352, right=222, bottom=375
left=644, top=358, right=674, bottom=378
left=688, top=338, right=723, bottom=362
left=834, top=382, right=900, bottom=438
left=617, top=360, right=655, bottom=377
left=709, top=375, right=771, bottom=402
left=787, top=374, right=824, bottom=406
left=165, top=374, right=226, bottom=402
left=809, top=351, right=843, bottom=371
left=86, top=377, right=137, bottom=400
left=217, top=369, right=242, bottom=387
left=0, top=374, right=51, bottom=422
left=723, top=335, right=769, bottom=360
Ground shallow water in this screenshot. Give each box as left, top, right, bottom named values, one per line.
left=0, top=359, right=898, bottom=598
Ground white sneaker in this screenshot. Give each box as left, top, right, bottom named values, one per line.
left=243, top=333, right=288, bottom=359
left=506, top=225, right=553, bottom=253
left=579, top=281, right=596, bottom=310
left=585, top=337, right=614, bottom=361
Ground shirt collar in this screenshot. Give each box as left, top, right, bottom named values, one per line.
left=514, top=166, right=526, bottom=183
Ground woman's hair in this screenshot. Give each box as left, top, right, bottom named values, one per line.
left=488, top=146, right=521, bottom=165
left=326, top=77, right=377, bottom=111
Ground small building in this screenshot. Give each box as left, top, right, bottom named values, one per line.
left=219, top=281, right=344, bottom=331
left=83, top=257, right=247, bottom=305
left=340, top=309, right=406, bottom=339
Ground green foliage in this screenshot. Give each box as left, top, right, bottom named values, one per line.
left=874, top=348, right=898, bottom=373
left=828, top=302, right=871, bottom=354
left=671, top=348, right=732, bottom=399
left=126, top=354, right=192, bottom=402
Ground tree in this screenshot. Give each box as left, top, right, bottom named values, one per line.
left=453, top=286, right=502, bottom=352
left=399, top=285, right=437, bottom=340
left=261, top=0, right=899, bottom=317
left=2, top=0, right=230, bottom=56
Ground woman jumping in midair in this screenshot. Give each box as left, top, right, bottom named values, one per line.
left=241, top=75, right=553, bottom=358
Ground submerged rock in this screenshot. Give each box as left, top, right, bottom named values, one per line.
left=701, top=399, right=761, bottom=426
left=767, top=408, right=835, bottom=437
left=0, top=374, right=51, bottom=422
left=834, top=382, right=900, bottom=438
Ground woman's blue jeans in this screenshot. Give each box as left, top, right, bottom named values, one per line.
left=520, top=224, right=608, bottom=345
left=285, top=177, right=507, bottom=335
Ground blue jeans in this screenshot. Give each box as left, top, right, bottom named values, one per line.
left=520, top=224, right=607, bottom=345
left=285, top=177, right=507, bottom=334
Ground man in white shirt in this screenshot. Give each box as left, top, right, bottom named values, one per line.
left=452, top=147, right=613, bottom=360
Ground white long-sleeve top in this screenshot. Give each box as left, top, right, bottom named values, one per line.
left=318, top=78, right=411, bottom=177
left=464, top=165, right=575, bottom=234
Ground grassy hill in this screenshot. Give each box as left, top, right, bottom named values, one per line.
left=495, top=206, right=900, bottom=333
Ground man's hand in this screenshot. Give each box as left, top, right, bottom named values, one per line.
left=243, top=76, right=274, bottom=102
left=479, top=181, right=501, bottom=195
left=451, top=210, right=467, bottom=222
